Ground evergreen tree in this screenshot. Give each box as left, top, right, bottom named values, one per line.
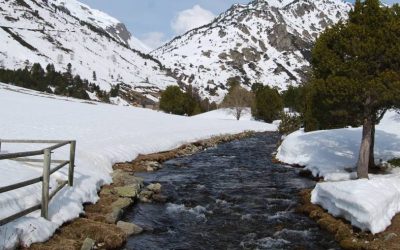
left=159, top=86, right=187, bottom=115
left=306, top=0, right=400, bottom=178
left=252, top=84, right=283, bottom=123
left=282, top=85, right=305, bottom=113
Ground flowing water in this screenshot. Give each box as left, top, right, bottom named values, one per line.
left=124, top=133, right=340, bottom=250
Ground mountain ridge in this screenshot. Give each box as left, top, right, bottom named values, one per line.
left=152, top=0, right=352, bottom=103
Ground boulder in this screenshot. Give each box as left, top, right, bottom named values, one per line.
left=105, top=208, right=123, bottom=224
left=116, top=221, right=143, bottom=236
left=146, top=183, right=162, bottom=193
left=112, top=197, right=133, bottom=210
left=152, top=194, right=168, bottom=203
left=113, top=185, right=140, bottom=198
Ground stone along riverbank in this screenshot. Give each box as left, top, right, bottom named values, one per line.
left=27, top=132, right=256, bottom=250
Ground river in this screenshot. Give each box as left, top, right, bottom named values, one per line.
left=123, top=133, right=340, bottom=250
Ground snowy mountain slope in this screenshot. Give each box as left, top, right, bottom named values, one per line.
left=152, top=0, right=352, bottom=103
left=0, top=0, right=175, bottom=103
left=0, top=83, right=275, bottom=248
left=51, top=0, right=150, bottom=52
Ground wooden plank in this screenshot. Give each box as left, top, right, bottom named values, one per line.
left=68, top=141, right=76, bottom=186
left=0, top=204, right=41, bottom=227
left=50, top=161, right=69, bottom=175
left=46, top=141, right=70, bottom=151
left=0, top=150, right=44, bottom=160
left=11, top=158, right=66, bottom=164
left=0, top=176, right=42, bottom=193
left=41, top=149, right=51, bottom=219
left=0, top=139, right=69, bottom=144
left=49, top=181, right=68, bottom=201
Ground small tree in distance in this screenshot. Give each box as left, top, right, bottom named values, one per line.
left=222, top=85, right=253, bottom=120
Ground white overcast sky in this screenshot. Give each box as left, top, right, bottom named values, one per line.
left=79, top=0, right=400, bottom=49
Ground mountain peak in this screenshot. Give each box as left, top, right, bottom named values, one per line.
left=152, top=0, right=351, bottom=103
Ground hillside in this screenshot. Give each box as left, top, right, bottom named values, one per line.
left=0, top=0, right=176, bottom=104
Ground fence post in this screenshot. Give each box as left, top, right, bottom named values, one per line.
left=68, top=141, right=76, bottom=187
left=41, top=149, right=51, bottom=220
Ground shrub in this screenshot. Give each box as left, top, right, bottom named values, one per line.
left=278, top=112, right=302, bottom=135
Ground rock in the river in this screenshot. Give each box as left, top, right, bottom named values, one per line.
left=146, top=183, right=162, bottom=193
left=81, top=238, right=95, bottom=250
left=116, top=221, right=143, bottom=236
left=152, top=194, right=168, bottom=203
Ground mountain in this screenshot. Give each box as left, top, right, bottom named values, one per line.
left=0, top=0, right=176, bottom=105
left=51, top=0, right=150, bottom=52
left=152, top=0, right=352, bottom=103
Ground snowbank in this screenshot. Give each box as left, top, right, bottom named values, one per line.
left=0, top=83, right=276, bottom=248
left=276, top=111, right=400, bottom=180
left=312, top=172, right=400, bottom=234
left=276, top=111, right=400, bottom=234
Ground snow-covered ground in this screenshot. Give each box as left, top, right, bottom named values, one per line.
left=277, top=111, right=400, bottom=234
left=193, top=108, right=253, bottom=121
left=0, top=83, right=276, bottom=248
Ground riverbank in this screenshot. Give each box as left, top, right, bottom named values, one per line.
left=27, top=131, right=256, bottom=250
left=297, top=189, right=400, bottom=250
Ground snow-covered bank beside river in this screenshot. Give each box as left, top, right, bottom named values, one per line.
left=0, top=83, right=276, bottom=248
left=277, top=111, right=400, bottom=234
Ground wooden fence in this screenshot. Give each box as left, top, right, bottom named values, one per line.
left=0, top=139, right=76, bottom=226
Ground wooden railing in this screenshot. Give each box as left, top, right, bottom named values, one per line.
left=0, top=139, right=76, bottom=226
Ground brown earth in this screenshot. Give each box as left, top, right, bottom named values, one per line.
left=298, top=189, right=400, bottom=250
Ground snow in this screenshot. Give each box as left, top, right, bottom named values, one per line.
left=193, top=108, right=253, bottom=121
left=0, top=83, right=276, bottom=248
left=276, top=111, right=400, bottom=180
left=276, top=111, right=400, bottom=234
left=311, top=172, right=400, bottom=234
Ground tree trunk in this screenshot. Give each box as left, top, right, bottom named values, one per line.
left=357, top=116, right=373, bottom=179
left=368, top=123, right=376, bottom=171
left=235, top=108, right=241, bottom=121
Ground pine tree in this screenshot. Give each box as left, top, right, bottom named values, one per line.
left=159, top=86, right=186, bottom=115
left=252, top=84, right=283, bottom=123
left=306, top=0, right=400, bottom=178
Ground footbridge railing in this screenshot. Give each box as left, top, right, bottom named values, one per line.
left=0, top=139, right=76, bottom=226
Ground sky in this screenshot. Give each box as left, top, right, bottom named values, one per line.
left=79, top=0, right=400, bottom=49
